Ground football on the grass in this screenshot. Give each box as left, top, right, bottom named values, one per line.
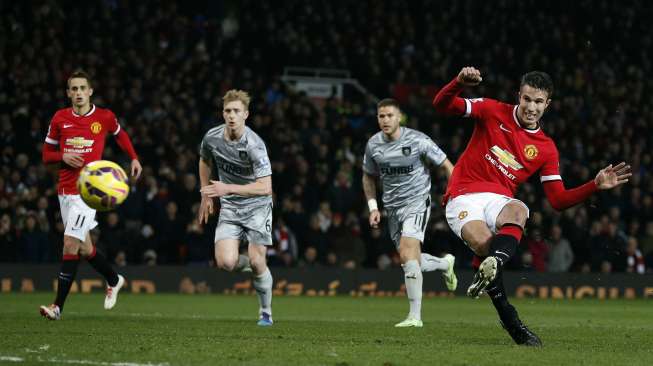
left=77, top=160, right=130, bottom=211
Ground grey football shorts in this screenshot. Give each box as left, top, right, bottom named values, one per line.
left=214, top=203, right=273, bottom=245
left=387, top=195, right=431, bottom=248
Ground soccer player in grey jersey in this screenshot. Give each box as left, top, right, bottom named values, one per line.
left=198, top=89, right=274, bottom=326
left=362, top=98, right=457, bottom=328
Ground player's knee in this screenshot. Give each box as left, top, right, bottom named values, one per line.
left=249, top=255, right=266, bottom=272
left=467, top=232, right=493, bottom=256
left=250, top=262, right=267, bottom=275
left=515, top=209, right=528, bottom=227
left=62, top=237, right=81, bottom=255
left=217, top=258, right=238, bottom=272
left=504, top=204, right=528, bottom=227
left=398, top=250, right=419, bottom=264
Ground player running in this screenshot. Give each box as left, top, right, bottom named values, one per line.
left=40, top=70, right=142, bottom=320
left=433, top=66, right=631, bottom=345
left=199, top=89, right=275, bottom=326
left=363, top=98, right=458, bottom=328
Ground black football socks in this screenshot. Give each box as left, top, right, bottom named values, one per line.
left=486, top=269, right=520, bottom=329
left=54, top=255, right=80, bottom=311
left=87, top=246, right=119, bottom=287
left=489, top=224, right=523, bottom=267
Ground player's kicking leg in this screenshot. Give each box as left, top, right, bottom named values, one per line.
left=467, top=255, right=497, bottom=298
left=420, top=252, right=457, bottom=291
left=448, top=197, right=541, bottom=345
left=249, top=243, right=273, bottom=326
left=486, top=270, right=541, bottom=346
left=468, top=223, right=540, bottom=343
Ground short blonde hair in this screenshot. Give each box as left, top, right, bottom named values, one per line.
left=222, top=89, right=251, bottom=110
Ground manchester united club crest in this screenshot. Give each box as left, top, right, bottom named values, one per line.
left=402, top=146, right=411, bottom=156
left=458, top=211, right=468, bottom=220
left=524, top=144, right=538, bottom=160
left=90, top=122, right=102, bottom=134
left=239, top=151, right=248, bottom=160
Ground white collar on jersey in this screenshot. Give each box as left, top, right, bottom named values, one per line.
left=512, top=105, right=540, bottom=134
left=71, top=104, right=96, bottom=117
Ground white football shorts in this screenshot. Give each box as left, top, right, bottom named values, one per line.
left=58, top=194, right=98, bottom=242
left=445, top=192, right=529, bottom=244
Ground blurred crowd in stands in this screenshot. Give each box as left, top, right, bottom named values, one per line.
left=1, top=0, right=652, bottom=274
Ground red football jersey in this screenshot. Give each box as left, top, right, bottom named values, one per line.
left=44, top=105, right=121, bottom=194
left=445, top=98, right=561, bottom=201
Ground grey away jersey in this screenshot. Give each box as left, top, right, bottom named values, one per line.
left=363, top=127, right=447, bottom=208
left=200, top=124, right=273, bottom=209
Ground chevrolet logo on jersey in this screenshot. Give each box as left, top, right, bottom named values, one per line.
left=490, top=145, right=523, bottom=170
left=65, top=137, right=95, bottom=148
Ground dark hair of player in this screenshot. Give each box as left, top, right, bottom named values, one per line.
left=520, top=71, right=554, bottom=98
left=67, top=69, right=93, bottom=89
left=377, top=98, right=401, bottom=111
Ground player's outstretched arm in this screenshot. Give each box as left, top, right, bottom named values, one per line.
left=362, top=173, right=381, bottom=228
left=594, top=162, right=632, bottom=190
left=432, top=66, right=482, bottom=115
left=542, top=162, right=631, bottom=211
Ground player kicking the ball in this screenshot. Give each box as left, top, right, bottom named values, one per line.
left=363, top=98, right=457, bottom=328
left=433, top=67, right=631, bottom=345
left=199, top=89, right=274, bottom=326
left=40, top=70, right=142, bottom=320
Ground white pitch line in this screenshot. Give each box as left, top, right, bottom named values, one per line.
left=40, top=358, right=170, bottom=366
left=0, top=355, right=169, bottom=366
left=0, top=356, right=24, bottom=362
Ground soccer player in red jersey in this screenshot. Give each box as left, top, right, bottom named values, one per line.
left=433, top=66, right=631, bottom=345
left=39, top=70, right=142, bottom=320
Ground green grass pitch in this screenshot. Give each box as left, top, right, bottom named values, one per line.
left=1, top=293, right=651, bottom=365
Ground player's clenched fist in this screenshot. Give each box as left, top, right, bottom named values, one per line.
left=457, top=66, right=482, bottom=86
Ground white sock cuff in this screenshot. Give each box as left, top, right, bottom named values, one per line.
left=253, top=268, right=273, bottom=291
left=255, top=267, right=271, bottom=280
left=253, top=268, right=273, bottom=314
left=420, top=253, right=449, bottom=271
left=403, top=259, right=420, bottom=275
